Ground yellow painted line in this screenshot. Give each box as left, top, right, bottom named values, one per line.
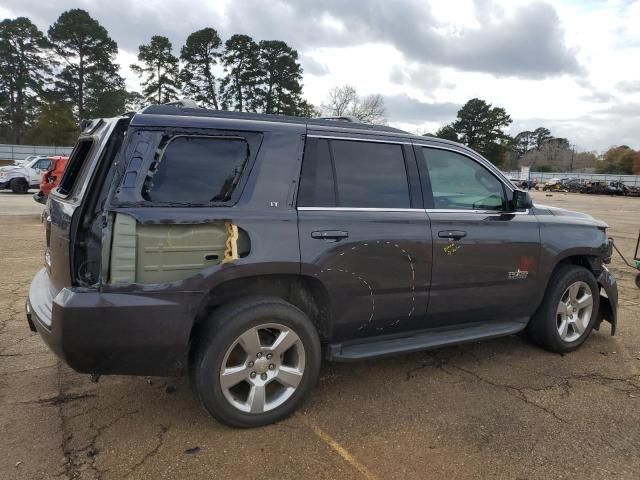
left=297, top=413, right=379, bottom=480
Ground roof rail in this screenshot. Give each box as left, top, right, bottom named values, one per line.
left=163, top=98, right=201, bottom=109
left=316, top=116, right=361, bottom=123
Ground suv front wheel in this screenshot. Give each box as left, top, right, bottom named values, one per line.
left=191, top=297, right=321, bottom=428
left=527, top=264, right=600, bottom=353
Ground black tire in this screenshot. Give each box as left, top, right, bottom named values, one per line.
left=635, top=272, right=640, bottom=289
left=190, top=296, right=321, bottom=428
left=527, top=265, right=600, bottom=353
left=10, top=178, right=29, bottom=194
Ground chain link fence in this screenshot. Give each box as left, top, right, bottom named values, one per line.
left=0, top=144, right=73, bottom=166
left=502, top=171, right=640, bottom=187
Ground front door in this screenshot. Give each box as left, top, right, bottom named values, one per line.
left=30, top=158, right=51, bottom=185
left=297, top=135, right=432, bottom=341
left=416, top=145, right=540, bottom=327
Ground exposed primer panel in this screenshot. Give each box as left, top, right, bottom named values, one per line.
left=136, top=222, right=228, bottom=283
left=109, top=214, right=245, bottom=284
left=110, top=213, right=137, bottom=283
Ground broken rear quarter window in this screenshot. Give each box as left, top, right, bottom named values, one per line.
left=142, top=136, right=249, bottom=204
left=58, top=138, right=94, bottom=196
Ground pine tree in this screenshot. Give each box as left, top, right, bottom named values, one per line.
left=0, top=17, right=51, bottom=143
left=180, top=27, right=222, bottom=109
left=219, top=34, right=261, bottom=112
left=452, top=98, right=512, bottom=165
left=131, top=36, right=180, bottom=104
left=48, top=9, right=124, bottom=119
left=255, top=40, right=303, bottom=115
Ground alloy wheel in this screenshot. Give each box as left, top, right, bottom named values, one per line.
left=556, top=281, right=593, bottom=342
left=219, top=323, right=305, bottom=413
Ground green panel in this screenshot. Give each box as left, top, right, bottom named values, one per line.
left=136, top=222, right=227, bottom=283
left=110, top=213, right=137, bottom=283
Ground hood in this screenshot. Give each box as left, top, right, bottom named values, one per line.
left=533, top=203, right=608, bottom=228
left=0, top=165, right=26, bottom=174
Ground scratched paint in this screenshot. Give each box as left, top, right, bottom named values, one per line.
left=443, top=240, right=461, bottom=256
left=315, top=240, right=417, bottom=332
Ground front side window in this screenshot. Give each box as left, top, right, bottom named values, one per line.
left=298, top=138, right=411, bottom=208
left=421, top=148, right=505, bottom=210
left=142, top=136, right=249, bottom=204
left=33, top=159, right=51, bottom=170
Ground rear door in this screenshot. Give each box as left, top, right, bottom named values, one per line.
left=46, top=118, right=127, bottom=291
left=415, top=144, right=540, bottom=327
left=297, top=133, right=432, bottom=341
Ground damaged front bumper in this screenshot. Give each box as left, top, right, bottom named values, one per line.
left=595, top=266, right=618, bottom=335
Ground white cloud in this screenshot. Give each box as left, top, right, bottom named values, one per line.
left=1, top=0, right=639, bottom=151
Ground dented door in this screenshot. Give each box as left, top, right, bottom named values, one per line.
left=297, top=134, right=431, bottom=340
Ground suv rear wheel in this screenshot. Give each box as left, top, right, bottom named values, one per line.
left=527, top=265, right=599, bottom=353
left=10, top=178, right=29, bottom=194
left=191, top=297, right=321, bottom=428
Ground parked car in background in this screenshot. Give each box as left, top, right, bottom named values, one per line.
left=581, top=180, right=609, bottom=195
left=563, top=178, right=585, bottom=193
left=13, top=154, right=47, bottom=167
left=541, top=177, right=566, bottom=192
left=33, top=156, right=69, bottom=204
left=509, top=178, right=537, bottom=189
left=606, top=181, right=629, bottom=196
left=0, top=156, right=52, bottom=193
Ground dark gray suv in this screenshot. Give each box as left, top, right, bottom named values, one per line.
left=27, top=103, right=618, bottom=427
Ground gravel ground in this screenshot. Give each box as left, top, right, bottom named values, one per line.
left=0, top=191, right=639, bottom=480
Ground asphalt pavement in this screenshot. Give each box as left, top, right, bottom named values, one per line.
left=1, top=191, right=639, bottom=479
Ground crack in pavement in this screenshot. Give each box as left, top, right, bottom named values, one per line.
left=56, top=368, right=143, bottom=480
left=442, top=363, right=571, bottom=424
left=122, top=425, right=170, bottom=479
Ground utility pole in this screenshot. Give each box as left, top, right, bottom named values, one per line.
left=570, top=144, right=576, bottom=172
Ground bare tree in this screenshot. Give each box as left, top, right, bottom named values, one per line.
left=321, top=85, right=386, bottom=123
left=353, top=94, right=385, bottom=123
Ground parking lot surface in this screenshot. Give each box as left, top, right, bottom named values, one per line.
left=1, top=191, right=639, bottom=479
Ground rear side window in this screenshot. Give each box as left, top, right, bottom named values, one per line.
left=298, top=138, right=410, bottom=208
left=142, top=136, right=249, bottom=204
left=58, top=139, right=94, bottom=196
left=298, top=139, right=335, bottom=207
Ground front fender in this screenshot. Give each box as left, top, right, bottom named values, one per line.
left=595, top=267, right=618, bottom=335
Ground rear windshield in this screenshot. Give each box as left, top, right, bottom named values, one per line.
left=57, top=139, right=94, bottom=196
left=141, top=136, right=249, bottom=204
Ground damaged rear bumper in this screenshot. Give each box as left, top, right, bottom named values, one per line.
left=595, top=267, right=618, bottom=335
left=27, top=268, right=203, bottom=376
left=33, top=190, right=46, bottom=204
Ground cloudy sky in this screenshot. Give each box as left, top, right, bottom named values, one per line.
left=1, top=0, right=639, bottom=152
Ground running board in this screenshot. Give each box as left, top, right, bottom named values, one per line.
left=326, top=320, right=528, bottom=362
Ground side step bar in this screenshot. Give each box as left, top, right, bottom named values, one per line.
left=326, top=320, right=528, bottom=362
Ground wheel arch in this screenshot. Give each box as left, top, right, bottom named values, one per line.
left=190, top=274, right=333, bottom=344
left=531, top=253, right=602, bottom=318
left=540, top=253, right=616, bottom=334
left=552, top=253, right=602, bottom=275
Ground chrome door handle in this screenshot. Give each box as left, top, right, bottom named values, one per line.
left=438, top=230, right=467, bottom=240
left=311, top=230, right=349, bottom=241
